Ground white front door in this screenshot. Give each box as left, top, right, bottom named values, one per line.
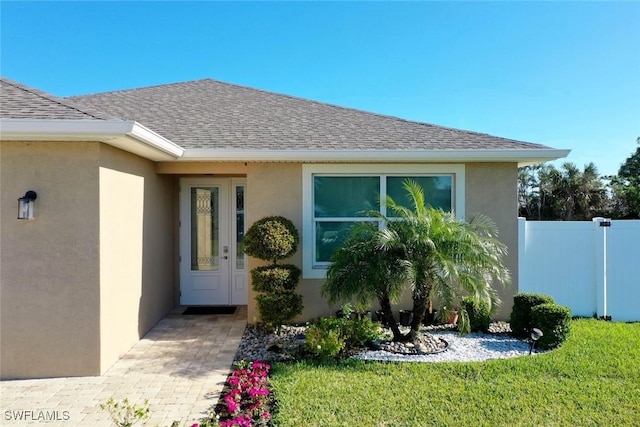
left=180, top=178, right=248, bottom=305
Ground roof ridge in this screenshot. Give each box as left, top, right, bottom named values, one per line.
left=68, top=78, right=213, bottom=99
left=1, top=77, right=112, bottom=120
left=70, top=77, right=537, bottom=146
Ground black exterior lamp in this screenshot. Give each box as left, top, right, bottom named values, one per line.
left=529, top=328, right=543, bottom=355
left=18, top=191, right=38, bottom=220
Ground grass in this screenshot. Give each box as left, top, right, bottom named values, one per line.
left=269, top=319, right=640, bottom=426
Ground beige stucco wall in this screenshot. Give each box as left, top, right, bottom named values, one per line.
left=245, top=163, right=332, bottom=322
left=162, top=161, right=520, bottom=323
left=98, top=145, right=175, bottom=373
left=159, top=161, right=333, bottom=323
left=0, top=142, right=176, bottom=379
left=1, top=141, right=101, bottom=379
left=250, top=162, right=518, bottom=322
left=466, top=162, right=519, bottom=319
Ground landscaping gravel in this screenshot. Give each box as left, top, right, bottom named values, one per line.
left=355, top=329, right=535, bottom=363
left=234, top=321, right=542, bottom=363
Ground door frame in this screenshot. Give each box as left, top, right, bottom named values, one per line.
left=179, top=177, right=247, bottom=305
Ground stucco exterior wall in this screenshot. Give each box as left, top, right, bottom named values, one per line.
left=465, top=162, right=519, bottom=319
left=160, top=162, right=345, bottom=322
left=0, top=142, right=175, bottom=379
left=98, top=145, right=175, bottom=373
left=168, top=161, right=518, bottom=323
left=245, top=163, right=332, bottom=322
left=1, top=141, right=101, bottom=379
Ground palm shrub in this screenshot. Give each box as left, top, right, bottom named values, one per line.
left=322, top=223, right=408, bottom=341
left=531, top=303, right=572, bottom=350
left=510, top=292, right=555, bottom=338
left=377, top=180, right=510, bottom=338
left=323, top=180, right=511, bottom=340
left=244, top=216, right=303, bottom=331
left=460, top=296, right=491, bottom=333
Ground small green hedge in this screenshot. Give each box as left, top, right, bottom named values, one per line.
left=461, top=296, right=491, bottom=333
left=251, top=264, right=301, bottom=293
left=531, top=303, right=571, bottom=350
left=255, top=293, right=303, bottom=330
left=510, top=292, right=555, bottom=338
left=305, top=314, right=381, bottom=359
left=243, top=216, right=299, bottom=263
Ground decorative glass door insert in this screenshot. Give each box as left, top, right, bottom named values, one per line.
left=190, top=187, right=220, bottom=271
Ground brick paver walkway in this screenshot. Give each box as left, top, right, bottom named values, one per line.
left=1, top=307, right=246, bottom=426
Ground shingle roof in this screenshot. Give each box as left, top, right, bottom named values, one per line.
left=69, top=79, right=552, bottom=151
left=0, top=78, right=112, bottom=120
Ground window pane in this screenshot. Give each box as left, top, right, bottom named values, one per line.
left=191, top=187, right=219, bottom=271
left=315, top=222, right=359, bottom=263
left=387, top=176, right=452, bottom=211
left=314, top=176, right=379, bottom=217
left=236, top=185, right=245, bottom=270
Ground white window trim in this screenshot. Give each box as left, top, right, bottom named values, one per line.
left=302, top=164, right=466, bottom=279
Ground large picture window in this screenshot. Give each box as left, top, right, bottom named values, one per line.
left=303, top=165, right=465, bottom=278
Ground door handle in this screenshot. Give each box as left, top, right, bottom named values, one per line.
left=222, top=245, right=229, bottom=259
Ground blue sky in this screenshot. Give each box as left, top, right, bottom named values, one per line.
left=2, top=1, right=638, bottom=176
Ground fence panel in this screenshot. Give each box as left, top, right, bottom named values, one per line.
left=518, top=218, right=640, bottom=321
left=607, top=221, right=640, bottom=321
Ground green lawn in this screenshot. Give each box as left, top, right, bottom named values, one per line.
left=269, top=319, right=640, bottom=426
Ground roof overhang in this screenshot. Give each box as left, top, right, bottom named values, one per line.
left=0, top=119, right=184, bottom=161
left=180, top=148, right=571, bottom=165
left=1, top=119, right=570, bottom=165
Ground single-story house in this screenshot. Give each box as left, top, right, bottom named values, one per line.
left=0, top=77, right=569, bottom=379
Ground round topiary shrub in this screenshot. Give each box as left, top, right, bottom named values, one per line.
left=255, top=293, right=303, bottom=330
left=461, top=296, right=491, bottom=333
left=251, top=264, right=301, bottom=293
left=530, top=303, right=571, bottom=350
left=245, top=216, right=303, bottom=331
left=510, top=292, right=555, bottom=338
left=243, top=216, right=299, bottom=263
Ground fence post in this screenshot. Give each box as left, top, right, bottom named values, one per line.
left=593, top=217, right=612, bottom=320
left=517, top=217, right=527, bottom=293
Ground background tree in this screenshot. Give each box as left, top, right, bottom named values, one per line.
left=519, top=162, right=607, bottom=220
left=608, top=138, right=640, bottom=219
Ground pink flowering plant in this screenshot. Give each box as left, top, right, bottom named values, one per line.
left=201, top=360, right=274, bottom=427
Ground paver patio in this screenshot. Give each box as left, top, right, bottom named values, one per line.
left=1, top=307, right=247, bottom=426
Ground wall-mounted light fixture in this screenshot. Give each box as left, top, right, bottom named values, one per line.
left=18, top=191, right=38, bottom=220
left=529, top=328, right=543, bottom=355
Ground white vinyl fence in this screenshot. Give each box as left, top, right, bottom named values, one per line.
left=518, top=218, right=640, bottom=322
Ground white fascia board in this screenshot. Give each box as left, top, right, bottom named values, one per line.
left=180, top=148, right=570, bottom=164
left=0, top=119, right=184, bottom=161
left=127, top=122, right=184, bottom=158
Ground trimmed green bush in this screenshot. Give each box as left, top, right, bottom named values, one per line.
left=305, top=314, right=382, bottom=359
left=243, top=216, right=299, bottom=263
left=340, top=316, right=381, bottom=348
left=461, top=296, right=491, bottom=333
left=531, top=303, right=571, bottom=350
left=305, top=318, right=345, bottom=358
left=245, top=216, right=303, bottom=331
left=251, top=264, right=301, bottom=293
left=255, top=293, right=303, bottom=330
left=510, top=292, right=555, bottom=338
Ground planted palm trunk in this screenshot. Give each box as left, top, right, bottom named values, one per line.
left=379, top=297, right=404, bottom=342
